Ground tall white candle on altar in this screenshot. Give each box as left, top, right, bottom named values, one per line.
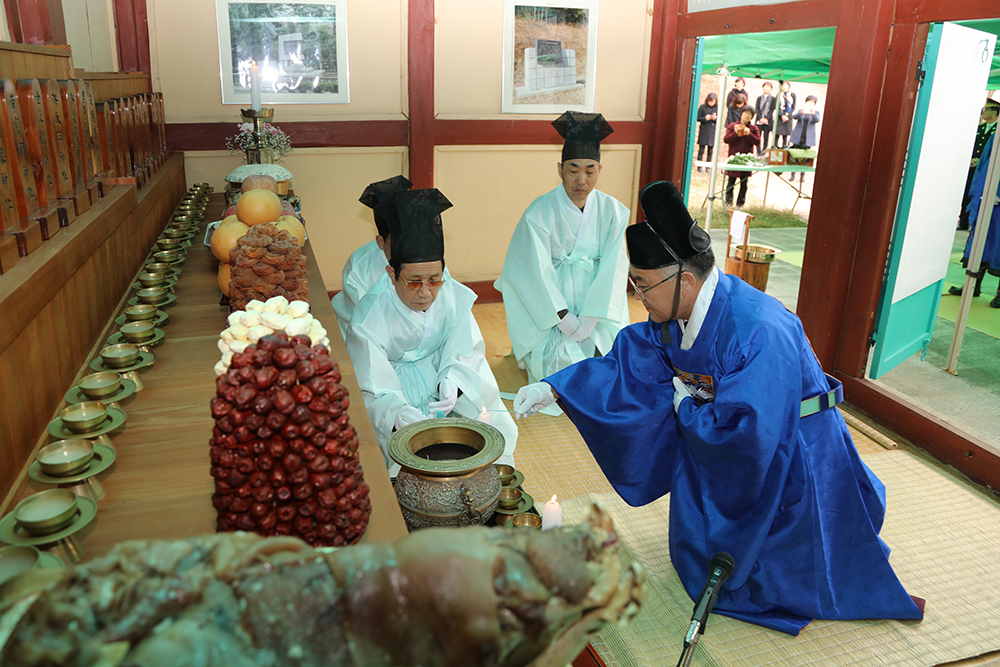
left=250, top=62, right=261, bottom=111
left=542, top=494, right=562, bottom=531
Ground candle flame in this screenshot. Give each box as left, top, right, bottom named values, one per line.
left=550, top=494, right=558, bottom=503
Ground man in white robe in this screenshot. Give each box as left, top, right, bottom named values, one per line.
left=495, top=111, right=631, bottom=384
left=347, top=189, right=517, bottom=475
left=331, top=175, right=412, bottom=339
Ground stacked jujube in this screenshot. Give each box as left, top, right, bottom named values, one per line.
left=210, top=333, right=371, bottom=546
left=229, top=222, right=309, bottom=310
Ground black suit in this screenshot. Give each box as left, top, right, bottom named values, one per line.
left=960, top=122, right=997, bottom=229
left=755, top=93, right=776, bottom=151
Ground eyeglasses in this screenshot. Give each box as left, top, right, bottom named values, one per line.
left=984, top=107, right=999, bottom=113
left=628, top=272, right=677, bottom=301
left=402, top=278, right=445, bottom=291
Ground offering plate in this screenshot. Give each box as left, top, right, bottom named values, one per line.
left=89, top=350, right=155, bottom=391
left=0, top=496, right=97, bottom=563
left=128, top=292, right=178, bottom=308
left=505, top=469, right=525, bottom=488
left=107, top=327, right=166, bottom=350
left=65, top=378, right=137, bottom=407
left=492, top=490, right=534, bottom=516
left=29, top=444, right=116, bottom=503
left=131, top=277, right=177, bottom=291
left=115, top=310, right=169, bottom=327
left=47, top=407, right=126, bottom=441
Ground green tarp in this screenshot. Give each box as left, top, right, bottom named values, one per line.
left=701, top=22, right=1000, bottom=87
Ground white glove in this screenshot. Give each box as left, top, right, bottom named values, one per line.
left=395, top=406, right=426, bottom=430
left=570, top=316, right=598, bottom=342
left=556, top=312, right=581, bottom=337
left=514, top=382, right=555, bottom=419
left=672, top=376, right=693, bottom=413
left=427, top=378, right=459, bottom=415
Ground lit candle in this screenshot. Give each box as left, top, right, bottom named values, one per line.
left=478, top=405, right=493, bottom=424
left=542, top=494, right=562, bottom=531
left=250, top=62, right=261, bottom=111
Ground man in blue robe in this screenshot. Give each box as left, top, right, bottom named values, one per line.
left=514, top=181, right=924, bottom=635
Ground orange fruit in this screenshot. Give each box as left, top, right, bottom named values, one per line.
left=276, top=215, right=306, bottom=248
left=211, top=219, right=250, bottom=262
left=218, top=261, right=232, bottom=296
left=236, top=189, right=282, bottom=226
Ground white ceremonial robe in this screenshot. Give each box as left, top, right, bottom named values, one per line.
left=494, top=185, right=631, bottom=383
left=331, top=239, right=388, bottom=340
left=346, top=274, right=518, bottom=476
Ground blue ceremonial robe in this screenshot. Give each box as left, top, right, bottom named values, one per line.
left=964, top=134, right=1000, bottom=271
left=546, top=272, right=922, bottom=635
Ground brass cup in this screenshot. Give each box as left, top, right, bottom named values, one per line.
left=14, top=490, right=78, bottom=535
left=144, top=262, right=174, bottom=273
left=136, top=287, right=168, bottom=304
left=124, top=304, right=157, bottom=321
left=494, top=464, right=515, bottom=485
left=120, top=321, right=156, bottom=342
left=152, top=250, right=181, bottom=263
left=60, top=402, right=109, bottom=434
left=138, top=272, right=167, bottom=288
left=100, top=343, right=140, bottom=368
left=78, top=371, right=122, bottom=399
left=156, top=239, right=182, bottom=252
left=0, top=545, right=41, bottom=586
left=37, top=440, right=95, bottom=476
left=511, top=513, right=542, bottom=530
left=498, top=487, right=522, bottom=510
left=161, top=228, right=187, bottom=239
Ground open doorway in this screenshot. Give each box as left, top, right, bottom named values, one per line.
left=684, top=28, right=835, bottom=314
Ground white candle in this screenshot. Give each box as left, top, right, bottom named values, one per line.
left=542, top=494, right=562, bottom=531
left=478, top=405, right=493, bottom=424
left=250, top=62, right=261, bottom=111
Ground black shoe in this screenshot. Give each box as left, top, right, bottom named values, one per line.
left=957, top=223, right=969, bottom=231
left=950, top=285, right=983, bottom=297
left=991, top=295, right=1000, bottom=308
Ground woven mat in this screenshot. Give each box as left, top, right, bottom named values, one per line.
left=511, top=410, right=1000, bottom=666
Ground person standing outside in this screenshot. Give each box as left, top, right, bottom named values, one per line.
left=790, top=95, right=822, bottom=184
left=696, top=93, right=719, bottom=173
left=958, top=99, right=999, bottom=231
left=754, top=82, right=776, bottom=153
left=725, top=77, right=747, bottom=121
left=774, top=81, right=796, bottom=149
left=724, top=108, right=760, bottom=208
left=495, top=111, right=631, bottom=385
left=726, top=91, right=749, bottom=126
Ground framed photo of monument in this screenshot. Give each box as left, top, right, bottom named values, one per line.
left=215, top=0, right=349, bottom=105
left=501, top=0, right=598, bottom=114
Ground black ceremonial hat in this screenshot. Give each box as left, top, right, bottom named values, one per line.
left=627, top=181, right=711, bottom=269
left=552, top=111, right=614, bottom=163
left=377, top=189, right=453, bottom=265
left=360, top=175, right=413, bottom=236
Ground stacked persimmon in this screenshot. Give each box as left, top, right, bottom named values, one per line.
left=211, top=175, right=307, bottom=298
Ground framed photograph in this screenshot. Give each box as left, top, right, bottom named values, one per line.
left=216, top=0, right=349, bottom=105
left=502, top=0, right=598, bottom=114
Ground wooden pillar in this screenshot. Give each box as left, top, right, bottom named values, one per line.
left=794, top=0, right=897, bottom=369
left=408, top=0, right=435, bottom=188
left=4, top=0, right=66, bottom=45
left=113, top=0, right=152, bottom=74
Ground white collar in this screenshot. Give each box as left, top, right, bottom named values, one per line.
left=678, top=267, right=720, bottom=350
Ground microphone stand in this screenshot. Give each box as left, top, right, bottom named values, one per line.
left=676, top=552, right=734, bottom=667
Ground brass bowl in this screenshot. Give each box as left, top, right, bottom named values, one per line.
left=138, top=272, right=167, bottom=288
left=152, top=250, right=181, bottom=263
left=156, top=239, right=182, bottom=252
left=511, top=513, right=542, bottom=530
left=494, top=464, right=515, bottom=485
left=120, top=320, right=155, bottom=342
left=144, top=262, right=175, bottom=273
left=78, top=371, right=122, bottom=399
left=0, top=545, right=40, bottom=585
left=734, top=244, right=781, bottom=263
left=14, top=490, right=78, bottom=535
left=161, top=228, right=187, bottom=239
left=136, top=287, right=168, bottom=304
left=37, top=440, right=95, bottom=476
left=60, top=402, right=108, bottom=434
left=124, top=304, right=157, bottom=321
left=498, top=487, right=522, bottom=510
left=100, top=343, right=140, bottom=368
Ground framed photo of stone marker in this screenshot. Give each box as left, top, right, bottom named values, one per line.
left=216, top=0, right=349, bottom=105
left=502, top=0, right=598, bottom=114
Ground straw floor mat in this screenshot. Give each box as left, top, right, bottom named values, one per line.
left=509, top=408, right=1000, bottom=666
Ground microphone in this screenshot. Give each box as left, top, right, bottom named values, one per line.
left=684, top=552, right=735, bottom=645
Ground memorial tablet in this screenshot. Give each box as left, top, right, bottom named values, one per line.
left=54, top=80, right=91, bottom=214
left=95, top=99, right=121, bottom=179
left=38, top=79, right=77, bottom=224
left=81, top=82, right=113, bottom=195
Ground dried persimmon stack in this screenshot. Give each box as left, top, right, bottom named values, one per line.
left=228, top=222, right=309, bottom=310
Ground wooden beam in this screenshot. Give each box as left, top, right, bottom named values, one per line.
left=165, top=120, right=411, bottom=152
left=408, top=0, right=434, bottom=188
left=796, top=0, right=895, bottom=369
left=834, top=23, right=928, bottom=376
left=896, top=0, right=1000, bottom=24
left=645, top=1, right=684, bottom=189
left=676, top=0, right=840, bottom=38
left=837, top=373, right=1000, bottom=494
left=434, top=119, right=651, bottom=147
